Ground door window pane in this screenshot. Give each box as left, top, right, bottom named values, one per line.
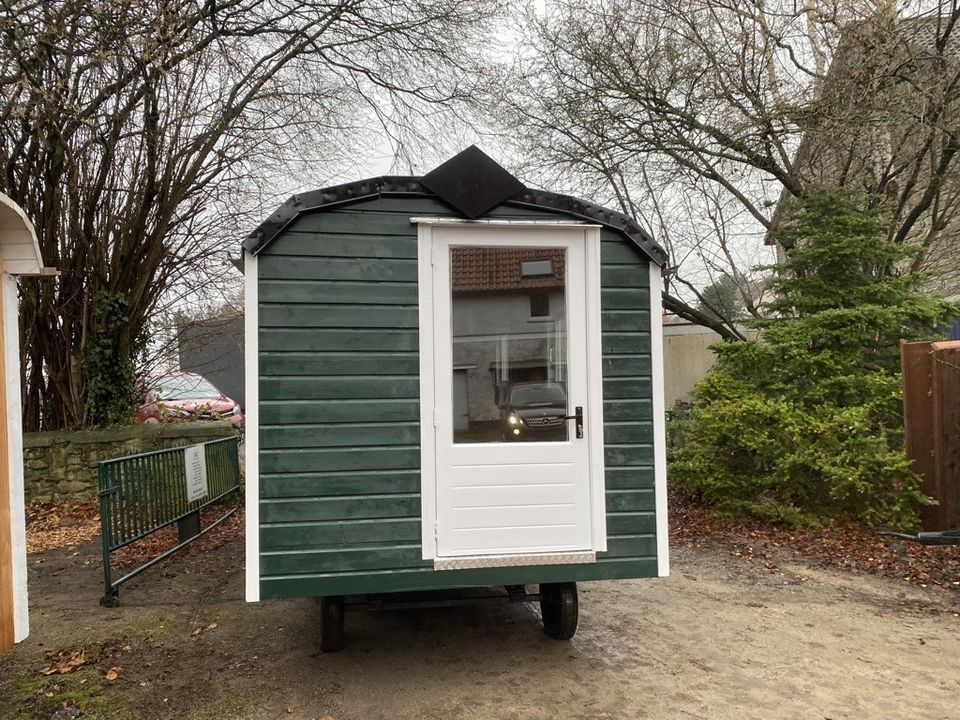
left=451, top=246, right=568, bottom=443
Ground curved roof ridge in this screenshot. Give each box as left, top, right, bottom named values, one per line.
left=243, top=175, right=667, bottom=266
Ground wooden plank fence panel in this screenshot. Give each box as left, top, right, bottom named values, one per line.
left=902, top=340, right=939, bottom=529
left=902, top=339, right=960, bottom=530
left=932, top=342, right=960, bottom=529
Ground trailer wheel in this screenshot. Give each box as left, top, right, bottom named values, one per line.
left=539, top=582, right=578, bottom=640
left=319, top=595, right=346, bottom=652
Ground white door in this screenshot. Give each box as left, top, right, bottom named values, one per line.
left=423, top=224, right=605, bottom=559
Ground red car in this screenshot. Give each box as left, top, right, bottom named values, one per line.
left=136, top=372, right=244, bottom=424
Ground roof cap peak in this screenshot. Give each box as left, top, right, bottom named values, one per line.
left=420, top=145, right=526, bottom=219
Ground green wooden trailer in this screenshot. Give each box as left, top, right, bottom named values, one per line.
left=243, top=147, right=668, bottom=650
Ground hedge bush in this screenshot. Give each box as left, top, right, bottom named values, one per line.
left=670, top=188, right=955, bottom=528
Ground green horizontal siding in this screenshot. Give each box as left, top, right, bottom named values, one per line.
left=603, top=422, right=653, bottom=444
left=258, top=196, right=659, bottom=597
left=260, top=558, right=660, bottom=599
left=260, top=353, right=418, bottom=376
left=603, top=355, right=652, bottom=377
left=603, top=333, right=652, bottom=355
left=601, top=288, right=650, bottom=309
left=606, top=512, right=656, bottom=534
left=260, top=329, right=418, bottom=352
left=270, top=234, right=418, bottom=258
left=601, top=265, right=649, bottom=287
left=260, top=280, right=416, bottom=305
left=260, top=305, right=418, bottom=329
left=261, top=518, right=421, bottom=549
left=260, top=425, right=420, bottom=449
left=603, top=399, right=652, bottom=422
left=601, top=309, right=651, bottom=332
left=260, top=494, right=421, bottom=523
left=606, top=489, right=656, bottom=513
left=605, top=467, right=655, bottom=489
left=604, top=445, right=654, bottom=467
left=261, top=545, right=430, bottom=575
left=260, top=447, right=419, bottom=473
left=260, top=470, right=421, bottom=498
left=598, top=233, right=657, bottom=578
left=260, top=376, right=419, bottom=400
left=260, top=255, right=418, bottom=282
left=260, top=399, right=419, bottom=424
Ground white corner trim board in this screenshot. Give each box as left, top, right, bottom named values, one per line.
left=4, top=273, right=29, bottom=641
left=243, top=252, right=260, bottom=602
left=649, top=262, right=670, bottom=577
left=416, top=222, right=438, bottom=560
left=584, top=227, right=607, bottom=553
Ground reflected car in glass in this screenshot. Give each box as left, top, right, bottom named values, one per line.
left=499, top=381, right=568, bottom=441
left=136, top=372, right=243, bottom=424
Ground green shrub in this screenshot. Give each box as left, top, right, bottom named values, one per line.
left=670, top=188, right=955, bottom=528
left=671, top=370, right=924, bottom=527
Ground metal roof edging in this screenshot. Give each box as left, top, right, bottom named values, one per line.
left=242, top=177, right=667, bottom=267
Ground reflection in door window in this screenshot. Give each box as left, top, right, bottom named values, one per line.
left=450, top=247, right=568, bottom=443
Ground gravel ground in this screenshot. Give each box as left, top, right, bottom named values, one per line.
left=1, top=537, right=958, bottom=720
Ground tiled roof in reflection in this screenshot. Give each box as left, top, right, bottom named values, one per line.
left=451, top=247, right=565, bottom=292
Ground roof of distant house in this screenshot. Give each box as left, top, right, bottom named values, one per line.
left=898, top=13, right=960, bottom=59
left=451, top=247, right=565, bottom=293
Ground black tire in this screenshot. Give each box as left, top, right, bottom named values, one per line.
left=539, top=582, right=578, bottom=640
left=319, top=595, right=346, bottom=652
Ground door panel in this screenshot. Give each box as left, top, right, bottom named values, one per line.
left=430, top=227, right=596, bottom=557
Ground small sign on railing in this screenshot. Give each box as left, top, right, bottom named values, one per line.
left=184, top=444, right=209, bottom=503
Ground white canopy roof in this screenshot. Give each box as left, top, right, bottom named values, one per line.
left=0, top=192, right=43, bottom=275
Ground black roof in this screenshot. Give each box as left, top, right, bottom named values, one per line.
left=243, top=146, right=667, bottom=266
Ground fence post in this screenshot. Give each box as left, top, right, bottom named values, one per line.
left=98, top=463, right=119, bottom=607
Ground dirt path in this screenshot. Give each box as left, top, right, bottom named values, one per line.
left=2, top=538, right=958, bottom=720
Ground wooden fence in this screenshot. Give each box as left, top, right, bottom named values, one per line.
left=901, top=339, right=960, bottom=530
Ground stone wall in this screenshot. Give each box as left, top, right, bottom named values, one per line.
left=23, top=422, right=241, bottom=501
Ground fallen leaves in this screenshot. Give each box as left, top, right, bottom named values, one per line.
left=26, top=500, right=245, bottom=577
left=111, top=508, right=244, bottom=571
left=669, top=489, right=960, bottom=592
left=26, top=501, right=100, bottom=554
left=40, top=648, right=89, bottom=675
left=39, top=640, right=136, bottom=687
left=191, top=622, right=219, bottom=638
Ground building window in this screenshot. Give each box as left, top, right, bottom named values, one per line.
left=530, top=292, right=550, bottom=318
left=520, top=259, right=552, bottom=277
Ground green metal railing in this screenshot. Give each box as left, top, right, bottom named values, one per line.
left=98, top=436, right=241, bottom=606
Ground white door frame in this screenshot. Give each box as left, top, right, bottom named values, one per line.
left=414, top=218, right=606, bottom=562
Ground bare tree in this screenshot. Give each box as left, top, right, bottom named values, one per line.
left=494, top=0, right=960, bottom=337
left=0, top=0, right=501, bottom=430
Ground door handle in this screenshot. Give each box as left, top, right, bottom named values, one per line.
left=563, top=406, right=584, bottom=439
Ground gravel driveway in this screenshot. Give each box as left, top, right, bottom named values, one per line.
left=1, top=538, right=957, bottom=720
